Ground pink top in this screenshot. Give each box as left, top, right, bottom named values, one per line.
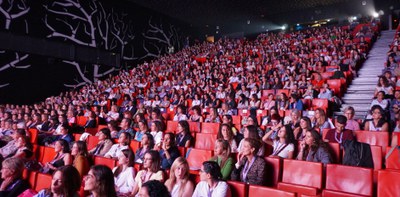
left=345, top=119, right=360, bottom=131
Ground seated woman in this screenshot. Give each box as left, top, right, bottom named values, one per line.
left=231, top=138, right=266, bottom=185
left=164, top=157, right=194, bottom=197
left=192, top=161, right=230, bottom=197
left=237, top=125, right=265, bottom=158
left=89, top=128, right=114, bottom=156
left=134, top=120, right=149, bottom=142
left=8, top=136, right=33, bottom=160
left=113, top=149, right=136, bottom=195
left=175, top=121, right=194, bottom=148
left=297, top=130, right=332, bottom=165
left=41, top=139, right=72, bottom=174
left=139, top=180, right=170, bottom=197
left=221, top=115, right=242, bottom=145
left=173, top=105, right=188, bottom=121
left=312, top=108, right=331, bottom=134
left=104, top=132, right=130, bottom=159
left=364, top=105, right=389, bottom=132
left=293, top=117, right=312, bottom=140
left=370, top=91, right=389, bottom=110
left=132, top=150, right=164, bottom=196
left=217, top=124, right=238, bottom=153
left=209, top=139, right=234, bottom=180
left=84, top=165, right=117, bottom=197
left=35, top=165, right=81, bottom=197
left=0, top=158, right=30, bottom=197
left=159, top=133, right=180, bottom=170
left=189, top=106, right=204, bottom=122
left=135, top=133, right=155, bottom=163
left=204, top=108, right=221, bottom=123
left=344, top=106, right=360, bottom=131
left=262, top=94, right=276, bottom=110
left=262, top=124, right=295, bottom=159
left=149, top=121, right=164, bottom=149
left=71, top=141, right=90, bottom=178
left=240, top=116, right=264, bottom=138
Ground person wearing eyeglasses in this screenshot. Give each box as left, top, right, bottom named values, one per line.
left=35, top=165, right=81, bottom=197
left=364, top=105, right=389, bottom=132
left=192, top=161, right=230, bottom=197
left=343, top=106, right=360, bottom=131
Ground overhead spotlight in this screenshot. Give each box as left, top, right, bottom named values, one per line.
left=281, top=25, right=286, bottom=30
left=378, top=10, right=384, bottom=15
left=352, top=16, right=357, bottom=20
left=327, top=19, right=331, bottom=22
left=362, top=0, right=367, bottom=6
left=247, top=20, right=251, bottom=25
left=296, top=23, right=300, bottom=26
left=216, top=31, right=219, bottom=34
left=372, top=12, right=379, bottom=18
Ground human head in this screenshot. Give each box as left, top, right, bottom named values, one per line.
left=142, top=133, right=155, bottom=149
left=138, top=180, right=170, bottom=197
left=71, top=141, right=88, bottom=157
left=163, top=132, right=176, bottom=147
left=242, top=138, right=261, bottom=156
left=200, top=161, right=222, bottom=181
left=344, top=106, right=355, bottom=120
left=278, top=124, right=295, bottom=144
left=335, top=115, right=347, bottom=133
left=218, top=123, right=233, bottom=140
left=55, top=139, right=70, bottom=153
left=52, top=165, right=81, bottom=196
left=169, top=157, right=189, bottom=181
left=371, top=105, right=384, bottom=120
left=214, top=139, right=231, bottom=158
left=1, top=158, right=24, bottom=180
left=118, top=132, right=131, bottom=146
left=304, top=130, right=322, bottom=150
left=117, top=149, right=135, bottom=167
left=177, top=120, right=190, bottom=135
left=244, top=125, right=260, bottom=139
left=143, top=150, right=161, bottom=173
left=98, top=128, right=112, bottom=141
left=84, top=165, right=117, bottom=196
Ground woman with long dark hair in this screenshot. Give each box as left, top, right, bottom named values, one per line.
left=297, top=130, right=332, bottom=164
left=262, top=124, right=295, bottom=159
left=35, top=165, right=81, bottom=197
left=84, top=165, right=117, bottom=197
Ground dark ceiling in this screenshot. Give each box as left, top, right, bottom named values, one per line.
left=128, top=0, right=398, bottom=34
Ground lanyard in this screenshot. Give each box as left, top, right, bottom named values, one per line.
left=242, top=156, right=256, bottom=181
left=335, top=132, right=344, bottom=143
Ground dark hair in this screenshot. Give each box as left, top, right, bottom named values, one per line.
left=89, top=165, right=117, bottom=197
left=336, top=115, right=347, bottom=125
left=141, top=180, right=171, bottom=197
left=178, top=120, right=190, bottom=134
left=245, top=125, right=260, bottom=140
left=143, top=133, right=155, bottom=149
left=202, top=161, right=222, bottom=180
left=120, top=132, right=131, bottom=146
left=244, top=138, right=262, bottom=154
left=152, top=120, right=163, bottom=132
left=72, top=141, right=89, bottom=157
left=145, top=150, right=161, bottom=173
left=15, top=129, right=26, bottom=136
left=99, top=128, right=112, bottom=140
left=52, top=165, right=81, bottom=197
left=164, top=132, right=176, bottom=147
left=114, top=149, right=135, bottom=177
left=370, top=105, right=386, bottom=127
left=217, top=123, right=234, bottom=141
left=282, top=124, right=295, bottom=145
left=57, top=139, right=70, bottom=153
left=307, top=130, right=326, bottom=152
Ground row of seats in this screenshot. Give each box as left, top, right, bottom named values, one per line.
left=228, top=162, right=400, bottom=197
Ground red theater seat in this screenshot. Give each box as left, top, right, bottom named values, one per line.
left=354, top=130, right=389, bottom=155
left=35, top=173, right=52, bottom=192
left=94, top=156, right=117, bottom=169
left=264, top=156, right=282, bottom=187
left=227, top=181, right=248, bottom=197
left=40, top=146, right=56, bottom=164
left=386, top=147, right=400, bottom=170
left=166, top=121, right=178, bottom=132
left=201, top=122, right=220, bottom=134
left=195, top=133, right=217, bottom=150
left=186, top=148, right=213, bottom=170
left=324, top=164, right=373, bottom=196
left=87, top=135, right=99, bottom=150
left=370, top=145, right=382, bottom=170
left=249, top=185, right=295, bottom=197
left=189, top=121, right=201, bottom=133
left=312, top=99, right=329, bottom=111
left=377, top=170, right=400, bottom=197
left=277, top=159, right=323, bottom=196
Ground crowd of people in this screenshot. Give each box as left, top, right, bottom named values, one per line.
left=0, top=18, right=397, bottom=197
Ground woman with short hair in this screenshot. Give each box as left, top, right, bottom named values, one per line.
left=192, top=161, right=230, bottom=197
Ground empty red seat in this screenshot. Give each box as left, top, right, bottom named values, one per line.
left=195, top=133, right=217, bottom=150
left=85, top=128, right=98, bottom=135
left=249, top=185, right=295, bottom=197
left=276, top=89, right=290, bottom=96
left=262, top=89, right=275, bottom=97
left=87, top=135, right=99, bottom=150
left=186, top=148, right=213, bottom=170
left=94, top=156, right=117, bottom=169
left=227, top=181, right=248, bottom=197
left=35, top=173, right=52, bottom=192
left=377, top=170, right=400, bottom=197
left=76, top=116, right=88, bottom=127
left=189, top=121, right=201, bottom=133
left=277, top=159, right=323, bottom=196
left=166, top=121, right=178, bottom=132
left=327, top=79, right=343, bottom=97
left=28, top=128, right=38, bottom=144
left=386, top=147, right=400, bottom=170
left=264, top=156, right=282, bottom=187
left=40, top=146, right=56, bottom=164
left=201, top=122, right=220, bottom=134
left=27, top=171, right=38, bottom=189
left=323, top=164, right=373, bottom=196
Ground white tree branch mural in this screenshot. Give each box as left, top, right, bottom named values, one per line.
left=0, top=0, right=30, bottom=88
left=43, top=0, right=136, bottom=88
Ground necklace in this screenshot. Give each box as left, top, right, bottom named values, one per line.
left=334, top=132, right=343, bottom=143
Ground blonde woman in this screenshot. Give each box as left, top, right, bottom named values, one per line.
left=164, top=157, right=194, bottom=197
left=209, top=139, right=234, bottom=180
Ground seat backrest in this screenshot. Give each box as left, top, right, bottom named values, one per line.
left=201, top=122, right=220, bottom=134
left=325, top=164, right=373, bottom=196
left=377, top=170, right=400, bottom=197
left=166, top=121, right=178, bottom=132
left=264, top=156, right=283, bottom=187
left=370, top=145, right=382, bottom=170
left=76, top=116, right=88, bottom=127
left=227, top=181, right=248, bottom=197
left=312, top=99, right=328, bottom=110
left=281, top=159, right=323, bottom=189
left=249, top=185, right=295, bottom=197
left=94, top=156, right=117, bottom=169
left=28, top=171, right=38, bottom=189
left=186, top=148, right=213, bottom=170
left=41, top=146, right=56, bottom=164
left=87, top=135, right=100, bottom=150
left=130, top=140, right=141, bottom=153
left=28, top=128, right=38, bottom=144
left=354, top=130, right=389, bottom=155
left=327, top=79, right=342, bottom=96
left=276, top=89, right=290, bottom=97
left=238, top=109, right=250, bottom=117
left=35, top=173, right=52, bottom=192
left=327, top=142, right=341, bottom=164
left=189, top=121, right=201, bottom=133
left=195, top=133, right=217, bottom=150
left=386, top=147, right=400, bottom=170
